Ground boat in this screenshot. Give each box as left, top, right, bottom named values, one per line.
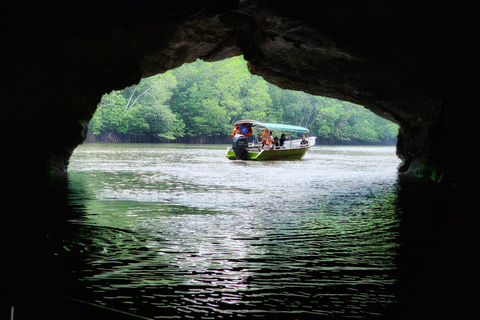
left=226, top=119, right=316, bottom=160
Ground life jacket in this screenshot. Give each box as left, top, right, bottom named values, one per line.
left=262, top=129, right=271, bottom=145
left=232, top=126, right=241, bottom=138
left=233, top=124, right=252, bottom=138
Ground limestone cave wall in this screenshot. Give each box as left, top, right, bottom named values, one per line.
left=1, top=0, right=479, bottom=187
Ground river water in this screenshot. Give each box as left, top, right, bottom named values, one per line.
left=2, top=144, right=477, bottom=319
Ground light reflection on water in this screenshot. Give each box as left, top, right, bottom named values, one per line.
left=66, top=143, right=402, bottom=318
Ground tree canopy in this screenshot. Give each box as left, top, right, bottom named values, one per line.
left=88, top=56, right=398, bottom=144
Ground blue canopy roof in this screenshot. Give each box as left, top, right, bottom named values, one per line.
left=233, top=119, right=309, bottom=133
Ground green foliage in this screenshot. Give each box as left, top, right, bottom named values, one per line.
left=90, top=56, right=399, bottom=143
left=91, top=71, right=184, bottom=140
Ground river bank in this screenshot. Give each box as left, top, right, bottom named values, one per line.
left=85, top=132, right=397, bottom=146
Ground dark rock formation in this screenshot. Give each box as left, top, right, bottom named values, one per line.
left=1, top=0, right=479, bottom=187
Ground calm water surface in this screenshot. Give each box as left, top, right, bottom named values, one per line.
left=62, top=144, right=405, bottom=319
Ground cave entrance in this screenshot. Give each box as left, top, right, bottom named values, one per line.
left=85, top=56, right=398, bottom=146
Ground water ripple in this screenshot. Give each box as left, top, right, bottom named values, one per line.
left=67, top=144, right=402, bottom=318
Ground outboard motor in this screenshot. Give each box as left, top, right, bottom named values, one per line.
left=232, top=134, right=249, bottom=160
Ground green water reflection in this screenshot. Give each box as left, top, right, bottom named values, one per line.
left=2, top=144, right=473, bottom=319
left=61, top=144, right=404, bottom=318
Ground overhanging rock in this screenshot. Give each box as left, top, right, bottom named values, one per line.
left=0, top=0, right=478, bottom=187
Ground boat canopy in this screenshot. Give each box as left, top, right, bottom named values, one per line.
left=233, top=119, right=309, bottom=133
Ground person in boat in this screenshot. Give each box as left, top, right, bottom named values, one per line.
left=300, top=135, right=309, bottom=147
left=232, top=125, right=241, bottom=138
left=279, top=134, right=286, bottom=147
left=272, top=136, right=280, bottom=149
left=233, top=123, right=252, bottom=138
left=262, top=129, right=272, bottom=149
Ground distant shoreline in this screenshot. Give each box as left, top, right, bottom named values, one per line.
left=84, top=134, right=397, bottom=146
